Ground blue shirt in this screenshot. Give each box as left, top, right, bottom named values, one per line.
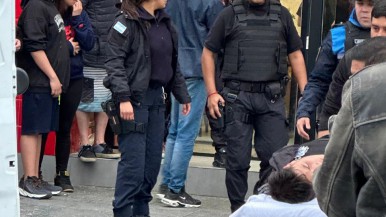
left=166, top=0, right=224, bottom=78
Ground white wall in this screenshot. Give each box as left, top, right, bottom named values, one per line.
left=0, top=0, right=20, bottom=216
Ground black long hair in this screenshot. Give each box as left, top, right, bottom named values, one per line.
left=121, top=0, right=146, bottom=18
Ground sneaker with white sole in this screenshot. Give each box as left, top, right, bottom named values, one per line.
left=19, top=176, right=52, bottom=199
left=54, top=170, right=74, bottom=193
left=78, top=145, right=97, bottom=162
left=39, top=172, right=62, bottom=195
left=93, top=143, right=121, bottom=159
left=161, top=187, right=201, bottom=208
left=156, top=184, right=168, bottom=199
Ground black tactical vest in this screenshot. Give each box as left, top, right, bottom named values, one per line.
left=344, top=22, right=370, bottom=52
left=222, top=0, right=288, bottom=82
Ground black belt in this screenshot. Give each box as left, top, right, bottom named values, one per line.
left=224, top=80, right=268, bottom=93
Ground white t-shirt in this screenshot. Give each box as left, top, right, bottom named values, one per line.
left=230, top=194, right=327, bottom=217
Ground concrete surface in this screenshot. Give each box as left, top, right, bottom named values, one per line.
left=20, top=185, right=231, bottom=217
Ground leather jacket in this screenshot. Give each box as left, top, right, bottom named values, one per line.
left=313, top=62, right=386, bottom=217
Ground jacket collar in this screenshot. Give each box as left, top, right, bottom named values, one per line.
left=137, top=6, right=169, bottom=22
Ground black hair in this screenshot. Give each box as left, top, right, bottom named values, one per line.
left=268, top=168, right=315, bottom=204
left=366, top=49, right=386, bottom=65
left=372, top=0, right=386, bottom=18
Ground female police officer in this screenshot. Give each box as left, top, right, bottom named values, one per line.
left=104, top=0, right=191, bottom=216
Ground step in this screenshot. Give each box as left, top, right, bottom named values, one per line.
left=17, top=154, right=260, bottom=198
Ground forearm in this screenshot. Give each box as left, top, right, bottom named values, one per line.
left=30, top=50, right=58, bottom=81
left=289, top=50, right=307, bottom=92
left=202, top=47, right=217, bottom=95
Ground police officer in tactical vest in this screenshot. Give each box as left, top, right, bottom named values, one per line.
left=202, top=0, right=307, bottom=212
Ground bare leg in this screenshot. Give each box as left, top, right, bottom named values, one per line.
left=94, top=112, right=108, bottom=145
left=20, top=135, right=39, bottom=178
left=76, top=110, right=90, bottom=146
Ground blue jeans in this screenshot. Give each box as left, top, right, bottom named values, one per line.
left=113, top=87, right=165, bottom=217
left=161, top=78, right=207, bottom=192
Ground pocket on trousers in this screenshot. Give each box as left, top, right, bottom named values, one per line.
left=81, top=77, right=94, bottom=103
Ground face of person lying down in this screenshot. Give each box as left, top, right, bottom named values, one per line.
left=284, top=155, right=324, bottom=182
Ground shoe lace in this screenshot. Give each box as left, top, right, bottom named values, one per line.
left=31, top=176, right=44, bottom=189
left=78, top=146, right=87, bottom=157
left=39, top=174, right=49, bottom=187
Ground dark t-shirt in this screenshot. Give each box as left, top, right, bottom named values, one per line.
left=204, top=2, right=303, bottom=55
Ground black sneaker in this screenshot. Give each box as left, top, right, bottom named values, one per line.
left=39, top=172, right=62, bottom=195
left=161, top=187, right=201, bottom=208
left=93, top=143, right=120, bottom=159
left=156, top=184, right=168, bottom=199
left=78, top=145, right=97, bottom=162
left=212, top=147, right=227, bottom=168
left=54, top=171, right=74, bottom=193
left=19, top=176, right=52, bottom=199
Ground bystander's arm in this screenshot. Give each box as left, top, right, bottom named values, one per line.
left=202, top=47, right=224, bottom=119
left=30, top=50, right=61, bottom=97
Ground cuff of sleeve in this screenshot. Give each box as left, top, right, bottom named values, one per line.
left=71, top=15, right=82, bottom=26
left=116, top=93, right=131, bottom=103
left=296, top=112, right=310, bottom=120
left=67, top=41, right=74, bottom=56
left=24, top=44, right=46, bottom=52
left=178, top=96, right=191, bottom=104
left=204, top=43, right=219, bottom=54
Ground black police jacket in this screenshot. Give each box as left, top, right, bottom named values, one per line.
left=104, top=11, right=191, bottom=105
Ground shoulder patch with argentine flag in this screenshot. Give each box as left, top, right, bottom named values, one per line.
left=113, top=21, right=127, bottom=34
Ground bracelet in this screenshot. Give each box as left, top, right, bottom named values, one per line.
left=207, top=91, right=218, bottom=99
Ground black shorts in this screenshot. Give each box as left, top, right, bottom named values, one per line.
left=21, top=90, right=59, bottom=135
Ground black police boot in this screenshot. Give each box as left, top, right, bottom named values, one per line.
left=212, top=147, right=226, bottom=168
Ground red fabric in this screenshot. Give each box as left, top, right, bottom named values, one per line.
left=16, top=0, right=22, bottom=23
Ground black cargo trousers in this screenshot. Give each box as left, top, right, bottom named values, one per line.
left=221, top=81, right=289, bottom=212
